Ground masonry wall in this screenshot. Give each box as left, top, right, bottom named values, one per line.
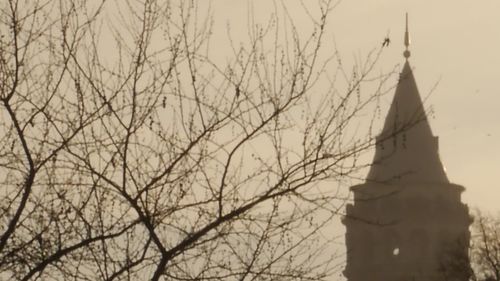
left=343, top=183, right=471, bottom=281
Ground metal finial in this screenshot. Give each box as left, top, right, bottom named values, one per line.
left=403, top=13, right=411, bottom=59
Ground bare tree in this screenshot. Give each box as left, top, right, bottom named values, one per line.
left=469, top=212, right=500, bottom=281
left=439, top=211, right=500, bottom=281
left=0, top=0, right=391, bottom=280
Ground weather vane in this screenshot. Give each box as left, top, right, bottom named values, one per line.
left=404, top=13, right=411, bottom=59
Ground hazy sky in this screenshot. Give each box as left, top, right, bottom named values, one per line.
left=211, top=0, right=500, bottom=213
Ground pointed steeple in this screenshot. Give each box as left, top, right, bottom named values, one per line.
left=344, top=15, right=470, bottom=281
left=366, top=15, right=448, bottom=184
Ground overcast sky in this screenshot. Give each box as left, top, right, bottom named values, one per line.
left=210, top=0, right=500, bottom=213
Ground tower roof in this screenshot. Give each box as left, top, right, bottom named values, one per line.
left=366, top=17, right=449, bottom=184
left=380, top=61, right=433, bottom=138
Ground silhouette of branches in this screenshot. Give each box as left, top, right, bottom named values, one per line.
left=439, top=210, right=500, bottom=281
left=0, top=0, right=391, bottom=280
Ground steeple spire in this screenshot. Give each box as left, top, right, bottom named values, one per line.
left=365, top=15, right=449, bottom=184
left=404, top=13, right=411, bottom=59
left=344, top=14, right=470, bottom=281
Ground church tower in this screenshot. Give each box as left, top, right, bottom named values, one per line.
left=343, top=15, right=471, bottom=281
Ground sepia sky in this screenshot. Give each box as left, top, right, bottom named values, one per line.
left=210, top=0, right=500, bottom=213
